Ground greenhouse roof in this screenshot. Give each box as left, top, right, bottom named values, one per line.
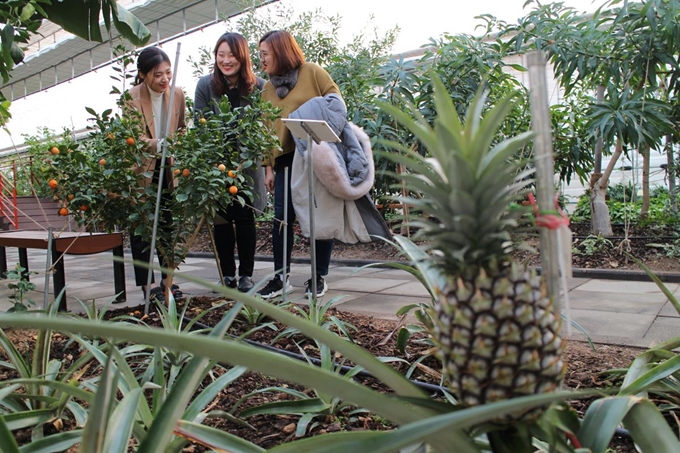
left=3, top=0, right=274, bottom=101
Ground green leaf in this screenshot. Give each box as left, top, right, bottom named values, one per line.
left=268, top=391, right=585, bottom=453
left=396, top=327, right=411, bottom=354
left=173, top=420, right=265, bottom=453
left=18, top=430, right=82, bottom=453
left=5, top=378, right=93, bottom=403
left=296, top=412, right=316, bottom=438
left=66, top=400, right=89, bottom=428
left=0, top=328, right=31, bottom=379
left=182, top=366, right=248, bottom=422
left=0, top=415, right=20, bottom=453
left=9, top=42, right=24, bottom=65
left=102, top=388, right=144, bottom=453
left=619, top=356, right=680, bottom=396
left=2, top=409, right=54, bottom=431
left=578, top=396, right=636, bottom=453
left=42, top=0, right=103, bottom=42
left=623, top=398, right=680, bottom=452
left=110, top=2, right=151, bottom=46
left=1, top=25, right=14, bottom=53
left=507, top=63, right=527, bottom=72
left=20, top=4, right=36, bottom=22
left=79, top=353, right=118, bottom=452
left=102, top=0, right=112, bottom=31
left=40, top=0, right=149, bottom=45
left=625, top=252, right=680, bottom=315
left=137, top=303, right=242, bottom=452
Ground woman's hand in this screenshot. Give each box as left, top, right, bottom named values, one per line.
left=264, top=166, right=275, bottom=193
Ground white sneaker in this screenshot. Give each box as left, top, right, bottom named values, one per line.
left=304, top=276, right=328, bottom=297
left=257, top=276, right=293, bottom=299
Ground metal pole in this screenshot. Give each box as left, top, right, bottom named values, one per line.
left=144, top=42, right=181, bottom=314
left=207, top=222, right=223, bottom=284
left=527, top=51, right=560, bottom=313
left=666, top=134, right=677, bottom=214
left=307, top=134, right=317, bottom=302
left=43, top=227, right=53, bottom=310
left=282, top=166, right=289, bottom=303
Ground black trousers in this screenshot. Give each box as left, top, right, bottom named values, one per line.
left=130, top=217, right=171, bottom=286
left=272, top=152, right=333, bottom=277
left=214, top=196, right=256, bottom=278
left=130, top=160, right=174, bottom=287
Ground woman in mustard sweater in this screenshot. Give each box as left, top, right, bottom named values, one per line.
left=256, top=30, right=341, bottom=299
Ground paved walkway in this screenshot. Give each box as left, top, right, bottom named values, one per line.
left=0, top=247, right=677, bottom=348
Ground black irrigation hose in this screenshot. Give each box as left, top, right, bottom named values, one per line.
left=572, top=236, right=679, bottom=240
left=182, top=315, right=445, bottom=394
left=181, top=315, right=636, bottom=441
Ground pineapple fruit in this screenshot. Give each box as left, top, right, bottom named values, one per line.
left=383, top=78, right=565, bottom=419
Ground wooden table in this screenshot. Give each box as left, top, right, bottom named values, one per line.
left=0, top=231, right=125, bottom=310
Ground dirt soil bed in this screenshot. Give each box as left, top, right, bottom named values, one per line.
left=13, top=220, right=680, bottom=451
left=2, top=297, right=649, bottom=452
left=170, top=220, right=680, bottom=273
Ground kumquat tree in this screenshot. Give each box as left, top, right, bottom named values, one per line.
left=43, top=75, right=280, bottom=294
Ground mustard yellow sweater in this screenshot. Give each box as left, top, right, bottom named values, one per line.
left=261, top=62, right=341, bottom=167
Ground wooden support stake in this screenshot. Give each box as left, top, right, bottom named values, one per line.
left=527, top=51, right=561, bottom=313
left=206, top=221, right=224, bottom=285
left=185, top=215, right=205, bottom=252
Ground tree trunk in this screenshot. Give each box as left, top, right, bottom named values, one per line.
left=398, top=163, right=409, bottom=236
left=589, top=84, right=611, bottom=236
left=593, top=85, right=606, bottom=174
left=640, top=145, right=650, bottom=220
left=666, top=134, right=677, bottom=214
left=590, top=138, right=623, bottom=237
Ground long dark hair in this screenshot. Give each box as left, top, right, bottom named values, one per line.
left=134, top=46, right=171, bottom=86
left=258, top=30, right=305, bottom=76
left=210, top=32, right=257, bottom=98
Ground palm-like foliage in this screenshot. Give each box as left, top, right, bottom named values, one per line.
left=379, top=77, right=534, bottom=274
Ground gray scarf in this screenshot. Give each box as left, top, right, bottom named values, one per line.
left=269, top=68, right=299, bottom=98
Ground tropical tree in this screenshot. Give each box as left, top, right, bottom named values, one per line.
left=502, top=0, right=680, bottom=234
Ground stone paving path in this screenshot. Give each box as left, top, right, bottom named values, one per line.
left=0, top=248, right=677, bottom=348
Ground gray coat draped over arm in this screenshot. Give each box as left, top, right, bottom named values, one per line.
left=289, top=94, right=392, bottom=244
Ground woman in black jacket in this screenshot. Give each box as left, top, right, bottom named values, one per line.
left=194, top=32, right=266, bottom=292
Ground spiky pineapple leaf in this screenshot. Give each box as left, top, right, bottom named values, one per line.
left=468, top=96, right=523, bottom=170
left=479, top=132, right=534, bottom=177
left=378, top=75, right=534, bottom=272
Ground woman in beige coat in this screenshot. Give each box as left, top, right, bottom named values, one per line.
left=127, top=46, right=185, bottom=303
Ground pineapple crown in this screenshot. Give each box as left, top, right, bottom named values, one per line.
left=380, top=76, right=534, bottom=273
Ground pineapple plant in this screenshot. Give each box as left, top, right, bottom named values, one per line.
left=380, top=77, right=566, bottom=423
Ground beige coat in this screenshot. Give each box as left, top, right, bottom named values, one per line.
left=128, top=83, right=186, bottom=189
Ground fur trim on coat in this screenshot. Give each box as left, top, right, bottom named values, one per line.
left=308, top=123, right=374, bottom=201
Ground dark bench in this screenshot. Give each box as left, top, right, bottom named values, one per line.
left=0, top=231, right=125, bottom=310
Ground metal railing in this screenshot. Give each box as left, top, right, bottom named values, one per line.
left=0, top=162, right=18, bottom=229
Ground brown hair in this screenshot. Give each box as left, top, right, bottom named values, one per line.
left=258, top=30, right=305, bottom=76
left=211, top=32, right=257, bottom=98
left=134, top=46, right=171, bottom=86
